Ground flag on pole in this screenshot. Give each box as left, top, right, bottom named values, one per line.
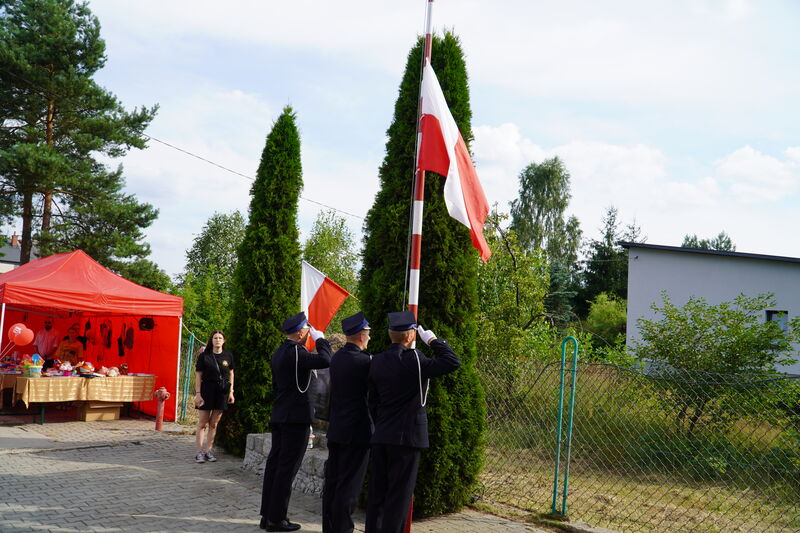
left=417, top=62, right=491, bottom=262
left=301, top=260, right=350, bottom=350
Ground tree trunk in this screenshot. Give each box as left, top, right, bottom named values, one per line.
left=41, top=100, right=55, bottom=238
left=20, top=189, right=34, bottom=264
left=41, top=190, right=52, bottom=232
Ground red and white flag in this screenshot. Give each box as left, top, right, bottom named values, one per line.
left=417, top=63, right=491, bottom=262
left=301, top=261, right=350, bottom=350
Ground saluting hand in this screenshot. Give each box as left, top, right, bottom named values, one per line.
left=309, top=325, right=324, bottom=341
left=416, top=325, right=437, bottom=345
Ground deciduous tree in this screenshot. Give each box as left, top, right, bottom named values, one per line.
left=633, top=292, right=799, bottom=435
left=302, top=209, right=359, bottom=329
left=177, top=210, right=245, bottom=339
left=509, top=157, right=582, bottom=324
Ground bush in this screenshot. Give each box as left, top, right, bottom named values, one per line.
left=585, top=292, right=626, bottom=347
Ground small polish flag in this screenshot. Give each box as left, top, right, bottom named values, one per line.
left=301, top=261, right=350, bottom=350
left=417, top=62, right=491, bottom=262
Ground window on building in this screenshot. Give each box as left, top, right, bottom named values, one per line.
left=766, top=310, right=789, bottom=332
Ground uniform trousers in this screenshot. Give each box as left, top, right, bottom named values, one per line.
left=260, top=423, right=310, bottom=523
left=322, top=442, right=370, bottom=533
left=364, top=443, right=420, bottom=533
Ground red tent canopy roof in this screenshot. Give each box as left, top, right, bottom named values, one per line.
left=0, top=250, right=183, bottom=316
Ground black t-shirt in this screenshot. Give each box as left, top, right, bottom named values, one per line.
left=195, top=350, right=235, bottom=382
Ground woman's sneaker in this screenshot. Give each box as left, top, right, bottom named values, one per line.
left=195, top=453, right=206, bottom=463
left=204, top=451, right=217, bottom=462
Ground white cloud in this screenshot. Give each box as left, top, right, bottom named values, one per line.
left=473, top=125, right=673, bottom=216
left=77, top=0, right=800, bottom=271
left=714, top=146, right=800, bottom=203
left=784, top=146, right=800, bottom=162
left=89, top=0, right=800, bottom=112
left=471, top=123, right=800, bottom=257
left=111, top=87, right=274, bottom=275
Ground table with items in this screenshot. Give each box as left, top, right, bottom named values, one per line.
left=13, top=374, right=156, bottom=423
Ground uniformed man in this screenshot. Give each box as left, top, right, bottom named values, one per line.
left=260, top=312, right=331, bottom=532
left=364, top=311, right=461, bottom=533
left=322, top=312, right=373, bottom=533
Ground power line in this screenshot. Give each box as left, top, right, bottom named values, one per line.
left=144, top=135, right=364, bottom=220
left=0, top=64, right=365, bottom=221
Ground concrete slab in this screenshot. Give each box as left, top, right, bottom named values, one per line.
left=0, top=425, right=53, bottom=451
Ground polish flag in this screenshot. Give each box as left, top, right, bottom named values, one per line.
left=301, top=261, right=350, bottom=350
left=417, top=63, right=491, bottom=262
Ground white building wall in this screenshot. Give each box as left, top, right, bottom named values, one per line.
left=626, top=246, right=800, bottom=376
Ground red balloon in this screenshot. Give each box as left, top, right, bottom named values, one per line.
left=7, top=323, right=25, bottom=342
left=13, top=327, right=34, bottom=346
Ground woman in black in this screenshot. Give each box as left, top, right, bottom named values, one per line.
left=194, top=330, right=235, bottom=463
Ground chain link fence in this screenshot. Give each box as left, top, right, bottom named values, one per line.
left=477, top=357, right=800, bottom=532
left=176, top=331, right=202, bottom=426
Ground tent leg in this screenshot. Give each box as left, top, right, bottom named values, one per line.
left=0, top=303, right=6, bottom=356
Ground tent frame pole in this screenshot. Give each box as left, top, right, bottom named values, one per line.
left=175, top=316, right=183, bottom=422
left=0, top=303, right=6, bottom=355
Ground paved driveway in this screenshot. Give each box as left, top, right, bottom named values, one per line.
left=0, top=416, right=544, bottom=533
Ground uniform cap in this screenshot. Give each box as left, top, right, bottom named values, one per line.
left=387, top=310, right=417, bottom=331
left=342, top=312, right=371, bottom=336
left=282, top=312, right=309, bottom=334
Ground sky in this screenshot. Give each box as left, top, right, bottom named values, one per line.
left=75, top=0, right=800, bottom=277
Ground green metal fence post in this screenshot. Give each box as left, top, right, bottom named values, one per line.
left=179, top=332, right=196, bottom=422
left=552, top=336, right=579, bottom=517
left=560, top=336, right=579, bottom=517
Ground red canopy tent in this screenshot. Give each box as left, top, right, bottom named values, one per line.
left=0, top=250, right=183, bottom=420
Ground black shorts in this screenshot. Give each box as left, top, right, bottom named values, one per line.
left=198, top=381, right=229, bottom=411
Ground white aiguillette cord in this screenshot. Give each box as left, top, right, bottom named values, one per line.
left=414, top=349, right=430, bottom=407
left=295, top=345, right=315, bottom=394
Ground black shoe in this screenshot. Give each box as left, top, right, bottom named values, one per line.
left=259, top=517, right=267, bottom=529
left=265, top=519, right=301, bottom=532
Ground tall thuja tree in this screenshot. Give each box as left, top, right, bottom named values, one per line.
left=217, top=107, right=303, bottom=455
left=360, top=32, right=486, bottom=517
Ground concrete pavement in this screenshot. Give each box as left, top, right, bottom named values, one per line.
left=0, top=414, right=548, bottom=533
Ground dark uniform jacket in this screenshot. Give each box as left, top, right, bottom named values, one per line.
left=368, top=338, right=460, bottom=449
left=327, top=342, right=372, bottom=445
left=270, top=338, right=332, bottom=424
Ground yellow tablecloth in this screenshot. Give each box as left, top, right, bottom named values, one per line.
left=85, top=375, right=156, bottom=403
left=14, top=375, right=157, bottom=408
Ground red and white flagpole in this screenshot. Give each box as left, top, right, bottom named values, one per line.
left=408, top=0, right=435, bottom=321
left=403, top=3, right=435, bottom=532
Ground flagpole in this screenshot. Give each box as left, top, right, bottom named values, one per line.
left=408, top=0, right=435, bottom=322
left=401, top=2, right=435, bottom=532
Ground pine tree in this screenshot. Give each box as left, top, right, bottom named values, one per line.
left=218, top=107, right=303, bottom=455
left=0, top=0, right=158, bottom=265
left=359, top=32, right=486, bottom=517
left=578, top=206, right=629, bottom=316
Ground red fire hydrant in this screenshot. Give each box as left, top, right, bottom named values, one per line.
left=153, top=387, right=170, bottom=431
